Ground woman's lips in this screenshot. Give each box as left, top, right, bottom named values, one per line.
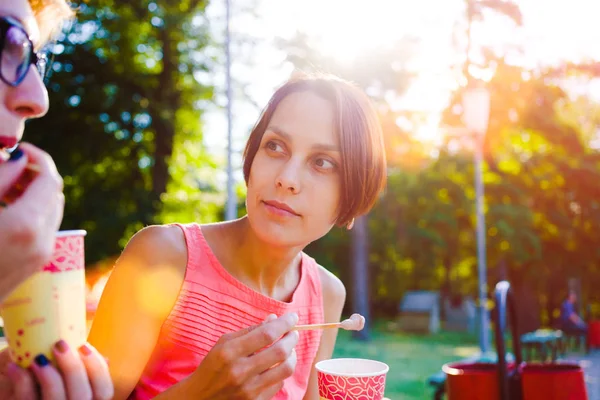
left=262, top=200, right=300, bottom=218
left=0, top=136, right=17, bottom=150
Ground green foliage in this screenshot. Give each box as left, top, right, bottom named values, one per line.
left=280, top=1, right=600, bottom=319
left=25, top=0, right=217, bottom=263
left=20, top=0, right=600, bottom=322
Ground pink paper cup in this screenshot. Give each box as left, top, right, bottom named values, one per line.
left=316, top=358, right=389, bottom=400
left=0, top=230, right=88, bottom=367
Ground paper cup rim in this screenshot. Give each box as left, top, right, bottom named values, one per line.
left=316, top=358, right=389, bottom=377
left=56, top=230, right=87, bottom=238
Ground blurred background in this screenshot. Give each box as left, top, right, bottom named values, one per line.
left=28, top=0, right=600, bottom=397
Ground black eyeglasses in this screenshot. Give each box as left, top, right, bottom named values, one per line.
left=0, top=16, right=47, bottom=87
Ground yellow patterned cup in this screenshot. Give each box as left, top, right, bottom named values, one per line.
left=0, top=230, right=87, bottom=367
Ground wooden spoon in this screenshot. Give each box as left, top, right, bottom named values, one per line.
left=293, top=313, right=365, bottom=331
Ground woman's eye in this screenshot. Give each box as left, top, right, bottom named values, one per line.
left=266, top=141, right=283, bottom=152
left=315, top=157, right=336, bottom=170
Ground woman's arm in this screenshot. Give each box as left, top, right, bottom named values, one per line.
left=303, top=266, right=346, bottom=400
left=87, top=225, right=187, bottom=400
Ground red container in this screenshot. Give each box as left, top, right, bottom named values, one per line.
left=478, top=281, right=590, bottom=400
left=588, top=321, right=600, bottom=349
left=443, top=361, right=588, bottom=400
left=443, top=362, right=513, bottom=400
left=521, top=363, right=588, bottom=400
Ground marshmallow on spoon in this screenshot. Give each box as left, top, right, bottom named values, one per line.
left=339, top=313, right=365, bottom=331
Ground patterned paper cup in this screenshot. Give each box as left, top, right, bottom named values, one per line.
left=0, top=230, right=87, bottom=367
left=316, top=358, right=389, bottom=400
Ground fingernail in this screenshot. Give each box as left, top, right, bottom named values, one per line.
left=264, top=314, right=277, bottom=322
left=55, top=339, right=69, bottom=354
left=34, top=354, right=49, bottom=367
left=289, top=313, right=299, bottom=324
left=8, top=148, right=24, bottom=162
left=78, top=344, right=92, bottom=357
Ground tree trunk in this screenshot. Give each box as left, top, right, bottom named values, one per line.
left=441, top=254, right=453, bottom=321
left=151, top=23, right=180, bottom=208
left=351, top=214, right=370, bottom=341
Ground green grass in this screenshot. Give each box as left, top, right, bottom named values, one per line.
left=332, top=322, right=479, bottom=400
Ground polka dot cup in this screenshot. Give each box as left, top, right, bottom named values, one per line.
left=316, top=358, right=389, bottom=400
left=0, top=230, right=88, bottom=367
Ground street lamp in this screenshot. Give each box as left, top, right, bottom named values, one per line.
left=462, top=87, right=491, bottom=354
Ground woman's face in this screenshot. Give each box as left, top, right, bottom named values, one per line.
left=0, top=0, right=48, bottom=152
left=246, top=90, right=342, bottom=248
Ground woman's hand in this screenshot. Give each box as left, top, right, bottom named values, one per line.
left=0, top=143, right=64, bottom=300
left=171, top=313, right=299, bottom=400
left=0, top=340, right=114, bottom=400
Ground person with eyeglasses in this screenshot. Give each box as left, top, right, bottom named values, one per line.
left=0, top=1, right=114, bottom=399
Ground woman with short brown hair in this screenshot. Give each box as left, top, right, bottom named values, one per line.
left=89, top=73, right=386, bottom=399
left=243, top=75, right=387, bottom=228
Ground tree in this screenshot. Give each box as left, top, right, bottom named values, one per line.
left=26, top=0, right=216, bottom=262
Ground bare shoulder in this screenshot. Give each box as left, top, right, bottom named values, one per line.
left=118, top=224, right=187, bottom=274
left=317, top=264, right=346, bottom=316
left=95, top=224, right=188, bottom=320
left=88, top=225, right=187, bottom=397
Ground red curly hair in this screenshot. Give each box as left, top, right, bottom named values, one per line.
left=28, top=0, right=74, bottom=47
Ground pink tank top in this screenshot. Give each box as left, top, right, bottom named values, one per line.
left=130, top=223, right=324, bottom=400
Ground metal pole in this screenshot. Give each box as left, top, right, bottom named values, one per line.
left=225, top=0, right=237, bottom=221
left=474, top=134, right=489, bottom=353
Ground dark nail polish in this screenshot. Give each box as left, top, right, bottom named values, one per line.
left=55, top=339, right=69, bottom=354
left=8, top=148, right=23, bottom=162
left=78, top=344, right=92, bottom=356
left=34, top=354, right=49, bottom=367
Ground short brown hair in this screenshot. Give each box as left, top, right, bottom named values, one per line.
left=243, top=74, right=387, bottom=226
left=28, top=0, right=74, bottom=47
